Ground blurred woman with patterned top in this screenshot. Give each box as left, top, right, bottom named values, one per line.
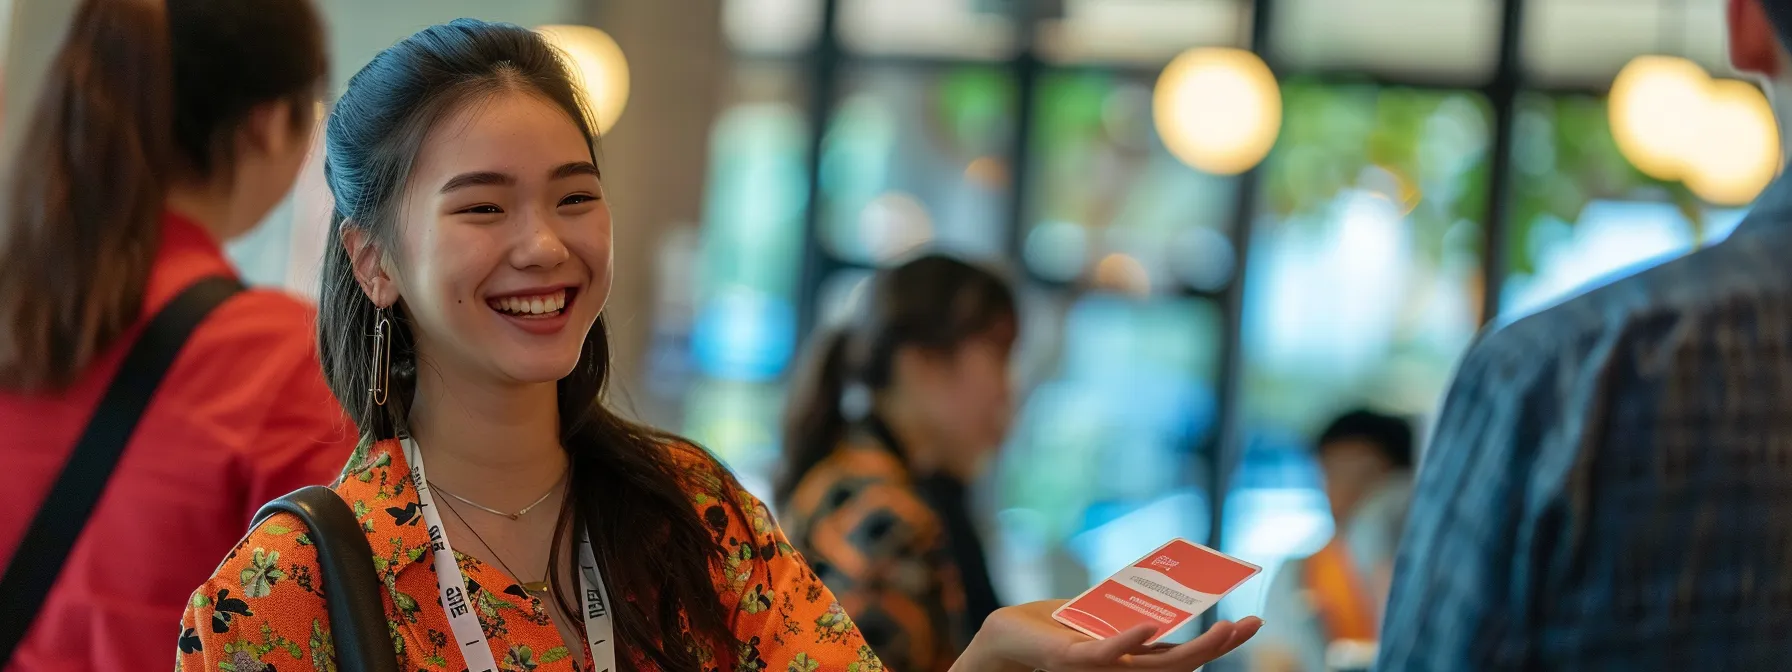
left=777, top=254, right=1022, bottom=672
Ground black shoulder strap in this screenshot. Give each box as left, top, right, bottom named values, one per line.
left=0, top=276, right=243, bottom=660
left=252, top=487, right=397, bottom=672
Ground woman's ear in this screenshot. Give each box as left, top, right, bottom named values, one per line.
left=341, top=223, right=399, bottom=308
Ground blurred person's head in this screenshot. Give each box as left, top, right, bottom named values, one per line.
left=1731, top=0, right=1792, bottom=146
left=315, top=19, right=739, bottom=669
left=778, top=254, right=1019, bottom=504
left=1315, top=410, right=1414, bottom=520
left=0, top=0, right=326, bottom=390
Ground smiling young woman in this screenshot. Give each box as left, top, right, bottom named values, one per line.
left=177, top=18, right=1259, bottom=672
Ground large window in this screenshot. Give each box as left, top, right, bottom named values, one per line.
left=683, top=1, right=1779, bottom=661
left=1022, top=70, right=1239, bottom=290
left=1241, top=81, right=1489, bottom=433
left=997, top=66, right=1237, bottom=601
left=1223, top=80, right=1491, bottom=619
left=1501, top=93, right=1751, bottom=321
left=820, top=65, right=1018, bottom=265
left=666, top=62, right=814, bottom=498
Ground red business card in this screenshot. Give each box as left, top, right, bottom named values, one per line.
left=1052, top=538, right=1260, bottom=644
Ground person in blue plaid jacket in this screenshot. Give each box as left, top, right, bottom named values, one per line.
left=1378, top=1, right=1792, bottom=669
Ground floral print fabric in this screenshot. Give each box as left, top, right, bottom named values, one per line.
left=176, top=439, right=883, bottom=672
left=778, top=437, right=967, bottom=672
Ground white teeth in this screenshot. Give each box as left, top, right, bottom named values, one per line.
left=488, top=289, right=568, bottom=316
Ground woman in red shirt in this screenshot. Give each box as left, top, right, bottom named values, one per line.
left=0, top=0, right=352, bottom=668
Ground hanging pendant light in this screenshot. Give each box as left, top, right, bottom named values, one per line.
left=1153, top=47, right=1281, bottom=176
left=1606, top=1, right=1780, bottom=205
left=536, top=25, right=632, bottom=135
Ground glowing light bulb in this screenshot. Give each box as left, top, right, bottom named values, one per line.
left=536, top=25, right=631, bottom=134
left=1153, top=48, right=1281, bottom=175
left=1608, top=55, right=1782, bottom=205
left=1684, top=79, right=1780, bottom=206
left=1609, top=55, right=1709, bottom=181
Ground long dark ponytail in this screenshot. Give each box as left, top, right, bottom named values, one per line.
left=776, top=254, right=1019, bottom=507
left=0, top=0, right=324, bottom=390
left=315, top=20, right=736, bottom=671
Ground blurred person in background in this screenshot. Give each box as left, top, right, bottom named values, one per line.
left=776, top=254, right=1021, bottom=671
left=179, top=21, right=1260, bottom=672
left=0, top=0, right=350, bottom=668
left=1254, top=410, right=1413, bottom=672
left=1377, top=0, right=1792, bottom=667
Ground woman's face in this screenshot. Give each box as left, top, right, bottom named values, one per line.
left=388, top=90, right=611, bottom=386
left=901, top=327, right=1016, bottom=478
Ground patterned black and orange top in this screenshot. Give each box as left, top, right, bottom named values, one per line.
left=779, top=427, right=992, bottom=672
left=176, top=438, right=884, bottom=672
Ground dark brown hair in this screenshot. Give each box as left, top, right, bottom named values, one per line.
left=776, top=253, right=1018, bottom=507
left=0, top=0, right=325, bottom=390
left=1318, top=409, right=1415, bottom=469
left=316, top=19, right=737, bottom=671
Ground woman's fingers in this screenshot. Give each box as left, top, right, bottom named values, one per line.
left=1217, top=616, right=1264, bottom=656
left=1127, top=617, right=1261, bottom=656
left=1123, top=620, right=1237, bottom=670
left=1042, top=613, right=1265, bottom=672
left=1076, top=623, right=1157, bottom=662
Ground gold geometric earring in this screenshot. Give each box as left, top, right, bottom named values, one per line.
left=370, top=307, right=391, bottom=406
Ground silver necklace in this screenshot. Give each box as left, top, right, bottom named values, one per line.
left=429, top=475, right=563, bottom=521
left=435, top=494, right=555, bottom=594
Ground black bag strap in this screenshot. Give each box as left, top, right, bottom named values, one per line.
left=0, top=276, right=243, bottom=660
left=251, top=487, right=398, bottom=672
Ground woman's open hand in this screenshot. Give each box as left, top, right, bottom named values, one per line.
left=953, top=600, right=1262, bottom=672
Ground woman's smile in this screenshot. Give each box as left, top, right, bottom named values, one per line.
left=485, top=285, right=580, bottom=335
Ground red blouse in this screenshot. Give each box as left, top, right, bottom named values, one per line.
left=0, top=212, right=356, bottom=672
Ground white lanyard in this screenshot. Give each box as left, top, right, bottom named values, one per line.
left=403, top=438, right=617, bottom=672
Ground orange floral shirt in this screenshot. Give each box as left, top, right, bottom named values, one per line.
left=779, top=439, right=966, bottom=672
left=176, top=439, right=883, bottom=672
